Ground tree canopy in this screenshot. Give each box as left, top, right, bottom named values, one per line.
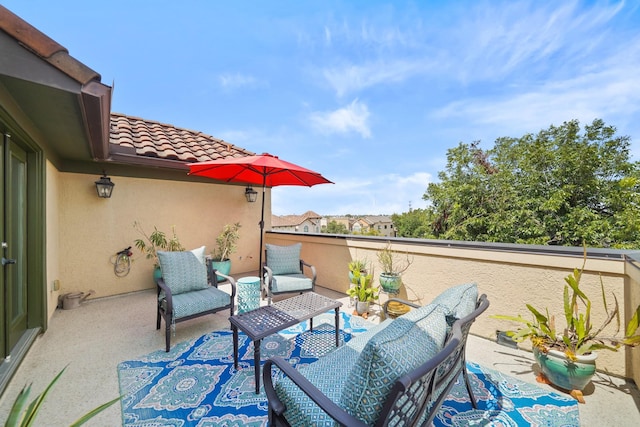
left=322, top=220, right=349, bottom=234
left=396, top=119, right=640, bottom=248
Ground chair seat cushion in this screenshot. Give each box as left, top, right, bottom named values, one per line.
left=161, top=286, right=230, bottom=319
left=276, top=344, right=362, bottom=426
left=266, top=243, right=302, bottom=275
left=271, top=274, right=313, bottom=294
left=340, top=305, right=447, bottom=425
left=157, top=250, right=208, bottom=296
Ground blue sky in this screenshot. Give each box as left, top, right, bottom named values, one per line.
left=6, top=1, right=640, bottom=216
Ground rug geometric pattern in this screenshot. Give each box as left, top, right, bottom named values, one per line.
left=118, top=312, right=579, bottom=426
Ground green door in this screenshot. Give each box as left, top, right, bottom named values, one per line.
left=3, top=139, right=28, bottom=355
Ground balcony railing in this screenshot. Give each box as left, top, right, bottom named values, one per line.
left=265, top=230, right=640, bottom=384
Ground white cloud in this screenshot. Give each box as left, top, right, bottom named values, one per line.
left=323, top=59, right=431, bottom=97
left=218, top=73, right=258, bottom=89
left=309, top=99, right=372, bottom=138
left=431, top=42, right=640, bottom=140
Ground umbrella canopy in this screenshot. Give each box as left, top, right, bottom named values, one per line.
left=188, top=153, right=333, bottom=187
left=188, top=153, right=333, bottom=278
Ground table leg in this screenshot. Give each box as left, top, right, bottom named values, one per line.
left=334, top=307, right=340, bottom=347
left=254, top=338, right=261, bottom=394
left=232, top=325, right=239, bottom=369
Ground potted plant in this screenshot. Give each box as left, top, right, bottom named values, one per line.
left=133, top=221, right=184, bottom=281
left=492, top=246, right=640, bottom=402
left=376, top=242, right=413, bottom=294
left=348, top=258, right=368, bottom=306
left=348, top=257, right=368, bottom=282
left=210, top=222, right=241, bottom=281
left=346, top=269, right=378, bottom=319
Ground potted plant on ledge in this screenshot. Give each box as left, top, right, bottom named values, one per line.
left=492, top=246, right=640, bottom=402
left=346, top=269, right=378, bottom=319
left=377, top=242, right=413, bottom=294
left=210, top=222, right=241, bottom=281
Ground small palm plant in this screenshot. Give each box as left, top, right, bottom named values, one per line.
left=133, top=221, right=184, bottom=266
left=211, top=222, right=241, bottom=261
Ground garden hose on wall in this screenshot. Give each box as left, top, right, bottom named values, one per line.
left=112, top=246, right=133, bottom=277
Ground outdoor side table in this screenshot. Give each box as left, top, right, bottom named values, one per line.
left=237, top=276, right=260, bottom=313
left=229, top=292, right=343, bottom=393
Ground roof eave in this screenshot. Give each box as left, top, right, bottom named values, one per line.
left=82, top=80, right=112, bottom=160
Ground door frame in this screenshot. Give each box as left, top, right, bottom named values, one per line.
left=0, top=128, right=46, bottom=391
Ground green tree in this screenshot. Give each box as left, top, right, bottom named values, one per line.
left=392, top=209, right=434, bottom=238
left=423, top=119, right=640, bottom=248
left=322, top=220, right=349, bottom=234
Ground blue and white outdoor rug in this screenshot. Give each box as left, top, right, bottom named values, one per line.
left=118, top=312, right=579, bottom=426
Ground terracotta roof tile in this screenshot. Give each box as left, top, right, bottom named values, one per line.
left=109, top=112, right=254, bottom=163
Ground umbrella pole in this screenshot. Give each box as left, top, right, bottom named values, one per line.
left=258, top=182, right=266, bottom=299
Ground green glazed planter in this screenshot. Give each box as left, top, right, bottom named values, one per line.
left=533, top=347, right=598, bottom=391
left=210, top=259, right=231, bottom=282
left=153, top=265, right=162, bottom=284
left=379, top=273, right=402, bottom=294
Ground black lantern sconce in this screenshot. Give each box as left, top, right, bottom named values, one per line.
left=95, top=172, right=115, bottom=198
left=245, top=185, right=258, bottom=203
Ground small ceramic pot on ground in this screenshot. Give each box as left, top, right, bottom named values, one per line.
left=533, top=347, right=598, bottom=391
left=355, top=300, right=370, bottom=316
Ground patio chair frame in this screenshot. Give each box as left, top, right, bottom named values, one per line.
left=263, top=294, right=489, bottom=426
left=156, top=258, right=236, bottom=352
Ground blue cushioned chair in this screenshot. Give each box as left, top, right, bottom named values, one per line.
left=156, top=250, right=236, bottom=352
left=263, top=294, right=489, bottom=426
left=263, top=243, right=316, bottom=305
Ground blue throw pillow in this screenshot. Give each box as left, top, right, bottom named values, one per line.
left=266, top=243, right=302, bottom=275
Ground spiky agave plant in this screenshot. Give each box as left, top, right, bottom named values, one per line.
left=5, top=367, right=121, bottom=427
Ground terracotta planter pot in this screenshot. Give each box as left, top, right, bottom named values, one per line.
left=533, top=347, right=598, bottom=391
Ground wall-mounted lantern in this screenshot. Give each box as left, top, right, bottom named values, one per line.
left=95, top=173, right=115, bottom=198
left=245, top=185, right=258, bottom=203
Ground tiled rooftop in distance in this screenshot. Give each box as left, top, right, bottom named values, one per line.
left=109, top=112, right=254, bottom=163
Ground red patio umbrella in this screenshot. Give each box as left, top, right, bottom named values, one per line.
left=188, top=153, right=333, bottom=276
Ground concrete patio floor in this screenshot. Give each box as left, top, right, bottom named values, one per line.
left=0, top=283, right=639, bottom=426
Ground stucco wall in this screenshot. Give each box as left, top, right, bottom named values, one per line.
left=50, top=171, right=266, bottom=311
left=45, top=161, right=61, bottom=318
left=266, top=232, right=639, bottom=381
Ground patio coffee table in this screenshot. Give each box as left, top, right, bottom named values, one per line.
left=229, top=292, right=343, bottom=393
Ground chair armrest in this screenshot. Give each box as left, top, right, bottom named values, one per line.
left=263, top=357, right=369, bottom=427
left=300, top=260, right=317, bottom=282
left=382, top=298, right=420, bottom=317
left=156, top=277, right=173, bottom=314
left=263, top=265, right=274, bottom=287
left=213, top=271, right=237, bottom=298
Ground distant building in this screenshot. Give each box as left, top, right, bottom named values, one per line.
left=272, top=211, right=323, bottom=233
left=357, top=215, right=396, bottom=237
left=323, top=215, right=396, bottom=237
